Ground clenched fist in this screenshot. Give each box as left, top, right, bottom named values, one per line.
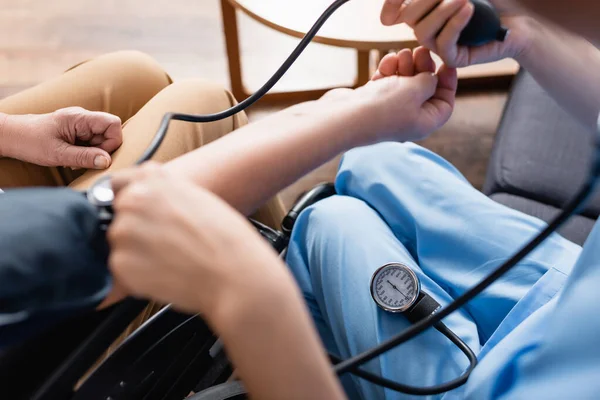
left=0, top=106, right=122, bottom=169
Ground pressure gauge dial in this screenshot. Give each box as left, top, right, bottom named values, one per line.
left=87, top=175, right=115, bottom=208
left=370, top=263, right=420, bottom=313
left=86, top=175, right=115, bottom=230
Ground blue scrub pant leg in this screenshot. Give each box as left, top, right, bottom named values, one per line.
left=490, top=220, right=600, bottom=399
left=285, top=143, right=581, bottom=400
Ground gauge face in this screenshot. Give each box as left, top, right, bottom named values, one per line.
left=370, top=263, right=420, bottom=313
left=87, top=175, right=114, bottom=207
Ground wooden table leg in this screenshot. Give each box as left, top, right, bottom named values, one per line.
left=356, top=49, right=371, bottom=86
left=221, top=0, right=248, bottom=101
left=374, top=50, right=385, bottom=68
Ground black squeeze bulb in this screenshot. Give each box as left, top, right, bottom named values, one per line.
left=457, top=0, right=509, bottom=47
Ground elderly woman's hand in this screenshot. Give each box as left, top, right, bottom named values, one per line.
left=0, top=106, right=122, bottom=170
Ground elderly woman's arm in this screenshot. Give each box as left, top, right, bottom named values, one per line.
left=106, top=48, right=457, bottom=398
left=152, top=56, right=457, bottom=217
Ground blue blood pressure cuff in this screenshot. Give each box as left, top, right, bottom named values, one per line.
left=0, top=188, right=111, bottom=347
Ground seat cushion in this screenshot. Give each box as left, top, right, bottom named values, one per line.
left=490, top=192, right=596, bottom=246
left=484, top=69, right=600, bottom=220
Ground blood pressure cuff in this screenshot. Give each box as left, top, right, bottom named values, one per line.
left=0, top=188, right=111, bottom=347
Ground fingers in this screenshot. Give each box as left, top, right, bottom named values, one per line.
left=108, top=213, right=163, bottom=299
left=373, top=49, right=414, bottom=81
left=59, top=144, right=112, bottom=170
left=400, top=0, right=442, bottom=25
left=374, top=53, right=400, bottom=80
left=380, top=0, right=408, bottom=26
left=83, top=111, right=123, bottom=153
left=433, top=64, right=458, bottom=107
left=396, top=49, right=415, bottom=76
left=413, top=0, right=468, bottom=50
left=413, top=46, right=436, bottom=74
left=419, top=64, right=458, bottom=129
left=97, top=119, right=123, bottom=153
left=89, top=135, right=106, bottom=146
left=435, top=2, right=474, bottom=63
left=408, top=72, right=439, bottom=104
left=111, top=161, right=163, bottom=195
left=58, top=107, right=122, bottom=153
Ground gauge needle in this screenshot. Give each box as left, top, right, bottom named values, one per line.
left=387, top=280, right=409, bottom=299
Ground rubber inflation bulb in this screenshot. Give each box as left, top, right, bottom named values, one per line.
left=458, top=0, right=509, bottom=47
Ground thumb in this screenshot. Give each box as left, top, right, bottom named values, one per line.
left=61, top=145, right=112, bottom=169
left=406, top=72, right=438, bottom=105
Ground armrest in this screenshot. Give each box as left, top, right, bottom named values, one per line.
left=484, top=69, right=600, bottom=220
left=281, top=182, right=336, bottom=235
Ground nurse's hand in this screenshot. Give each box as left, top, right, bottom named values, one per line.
left=107, top=164, right=294, bottom=318
left=380, top=0, right=534, bottom=68
left=108, top=165, right=346, bottom=400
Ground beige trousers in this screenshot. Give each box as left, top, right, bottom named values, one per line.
left=0, top=51, right=287, bottom=354
left=0, top=50, right=285, bottom=226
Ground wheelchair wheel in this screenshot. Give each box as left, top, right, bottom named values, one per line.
left=189, top=381, right=247, bottom=400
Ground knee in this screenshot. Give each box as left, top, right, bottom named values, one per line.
left=336, top=142, right=464, bottom=194
left=292, top=195, right=375, bottom=245
left=288, top=195, right=372, bottom=268
left=339, top=142, right=419, bottom=178
left=335, top=142, right=413, bottom=195
left=156, top=79, right=240, bottom=114
left=94, top=51, right=171, bottom=94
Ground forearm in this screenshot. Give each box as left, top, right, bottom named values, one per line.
left=163, top=97, right=369, bottom=216
left=210, top=261, right=346, bottom=400
left=0, top=113, right=11, bottom=157
left=516, top=18, right=600, bottom=129
left=0, top=113, right=34, bottom=159
left=0, top=113, right=44, bottom=160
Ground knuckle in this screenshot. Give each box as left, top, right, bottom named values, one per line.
left=75, top=150, right=89, bottom=166
left=110, top=114, right=122, bottom=124
left=47, top=144, right=64, bottom=163
left=99, top=112, right=122, bottom=126
left=443, top=0, right=459, bottom=10
left=116, top=186, right=146, bottom=210
left=55, top=107, right=87, bottom=130
left=141, top=161, right=163, bottom=174
left=423, top=40, right=436, bottom=53
left=62, top=106, right=86, bottom=117
left=413, top=26, right=429, bottom=43
left=435, top=41, right=451, bottom=59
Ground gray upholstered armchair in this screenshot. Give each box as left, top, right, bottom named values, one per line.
left=484, top=69, right=600, bottom=246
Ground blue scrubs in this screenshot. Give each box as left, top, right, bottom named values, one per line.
left=286, top=142, right=599, bottom=399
